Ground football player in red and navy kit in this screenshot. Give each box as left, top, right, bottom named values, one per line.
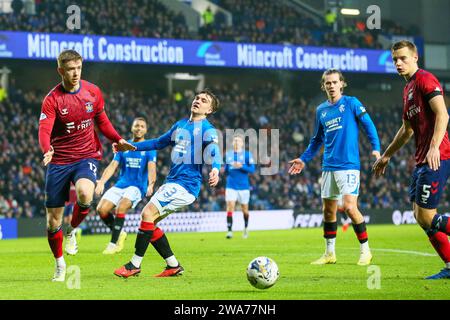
left=38, top=50, right=135, bottom=282
left=373, top=41, right=450, bottom=279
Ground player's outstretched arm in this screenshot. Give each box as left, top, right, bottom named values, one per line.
left=288, top=158, right=305, bottom=175
left=113, top=139, right=137, bottom=152
left=95, top=160, right=120, bottom=196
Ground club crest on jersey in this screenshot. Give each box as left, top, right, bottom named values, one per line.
left=339, top=105, right=345, bottom=113
left=85, top=102, right=94, bottom=113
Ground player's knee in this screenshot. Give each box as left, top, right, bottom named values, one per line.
left=323, top=210, right=335, bottom=221
left=96, top=205, right=108, bottom=217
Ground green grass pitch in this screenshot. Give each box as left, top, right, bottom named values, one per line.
left=0, top=224, right=449, bottom=300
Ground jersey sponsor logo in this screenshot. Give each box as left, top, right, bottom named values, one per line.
left=85, top=102, right=94, bottom=113
left=39, top=113, right=47, bottom=121
left=406, top=104, right=421, bottom=119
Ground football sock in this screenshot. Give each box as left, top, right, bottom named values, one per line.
left=427, top=229, right=450, bottom=264
left=134, top=221, right=154, bottom=261
left=227, top=212, right=233, bottom=232
left=324, top=222, right=337, bottom=254
left=71, top=201, right=91, bottom=228
left=111, top=213, right=125, bottom=244
left=431, top=214, right=450, bottom=236
left=100, top=212, right=115, bottom=230
left=48, top=226, right=63, bottom=259
left=56, top=256, right=66, bottom=268
left=352, top=222, right=368, bottom=244
left=243, top=214, right=249, bottom=228
left=151, top=227, right=176, bottom=264
left=130, top=255, right=143, bottom=269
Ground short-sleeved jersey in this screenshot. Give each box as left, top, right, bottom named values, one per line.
left=300, top=95, right=380, bottom=171
left=402, top=69, right=450, bottom=164
left=133, top=118, right=221, bottom=198
left=224, top=150, right=255, bottom=190
left=113, top=143, right=157, bottom=197
left=39, top=80, right=105, bottom=164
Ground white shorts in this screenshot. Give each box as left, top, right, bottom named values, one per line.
left=102, top=186, right=142, bottom=209
left=150, top=183, right=196, bottom=217
left=225, top=188, right=250, bottom=205
left=321, top=170, right=360, bottom=200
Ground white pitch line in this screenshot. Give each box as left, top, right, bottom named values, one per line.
left=370, top=248, right=437, bottom=257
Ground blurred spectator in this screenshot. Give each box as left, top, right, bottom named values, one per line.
left=11, top=0, right=24, bottom=15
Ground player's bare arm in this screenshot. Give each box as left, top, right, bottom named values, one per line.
left=209, top=168, right=220, bottom=187
left=146, top=162, right=157, bottom=197
left=95, top=160, right=119, bottom=196
left=373, top=120, right=414, bottom=177
left=425, top=95, right=449, bottom=171
left=288, top=158, right=305, bottom=175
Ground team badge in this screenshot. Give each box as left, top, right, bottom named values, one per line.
left=339, top=105, right=345, bottom=113
left=85, top=102, right=94, bottom=113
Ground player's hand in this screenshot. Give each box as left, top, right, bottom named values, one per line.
left=146, top=185, right=154, bottom=197
left=113, top=139, right=137, bottom=153
left=42, top=146, right=54, bottom=166
left=209, top=168, right=220, bottom=187
left=95, top=181, right=105, bottom=196
left=288, top=158, right=305, bottom=175
left=372, top=150, right=381, bottom=160
left=424, top=145, right=440, bottom=171
left=372, top=155, right=390, bottom=177
left=232, top=162, right=243, bottom=169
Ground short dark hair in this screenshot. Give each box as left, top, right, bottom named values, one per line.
left=391, top=40, right=418, bottom=54
left=199, top=88, right=220, bottom=113
left=320, top=68, right=347, bottom=92
left=57, top=50, right=82, bottom=67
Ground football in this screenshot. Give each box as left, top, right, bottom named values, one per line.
left=246, top=256, right=280, bottom=289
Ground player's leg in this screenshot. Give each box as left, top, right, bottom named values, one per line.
left=97, top=198, right=117, bottom=253
left=239, top=190, right=251, bottom=238
left=312, top=171, right=338, bottom=265
left=412, top=160, right=450, bottom=279
left=45, top=162, right=72, bottom=280
left=114, top=201, right=159, bottom=277
left=47, top=206, right=66, bottom=281
left=225, top=188, right=237, bottom=238
left=341, top=194, right=372, bottom=265
left=337, top=196, right=350, bottom=232
left=109, top=197, right=132, bottom=253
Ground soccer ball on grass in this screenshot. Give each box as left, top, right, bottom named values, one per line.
left=246, top=256, right=279, bottom=289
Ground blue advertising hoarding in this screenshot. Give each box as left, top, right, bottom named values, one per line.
left=0, top=31, right=396, bottom=74
left=0, top=218, right=18, bottom=239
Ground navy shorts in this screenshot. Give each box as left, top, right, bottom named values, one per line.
left=45, top=159, right=98, bottom=208
left=409, top=159, right=450, bottom=209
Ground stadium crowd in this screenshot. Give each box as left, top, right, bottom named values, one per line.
left=1, top=0, right=418, bottom=50
left=2, top=80, right=447, bottom=219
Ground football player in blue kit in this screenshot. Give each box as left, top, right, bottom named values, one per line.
left=113, top=89, right=221, bottom=278
left=95, top=117, right=157, bottom=255
left=224, top=134, right=255, bottom=239
left=289, top=69, right=381, bottom=266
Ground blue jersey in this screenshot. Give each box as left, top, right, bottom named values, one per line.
left=113, top=144, right=157, bottom=197
left=300, top=95, right=380, bottom=171
left=225, top=150, right=255, bottom=190
left=133, top=118, right=221, bottom=197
